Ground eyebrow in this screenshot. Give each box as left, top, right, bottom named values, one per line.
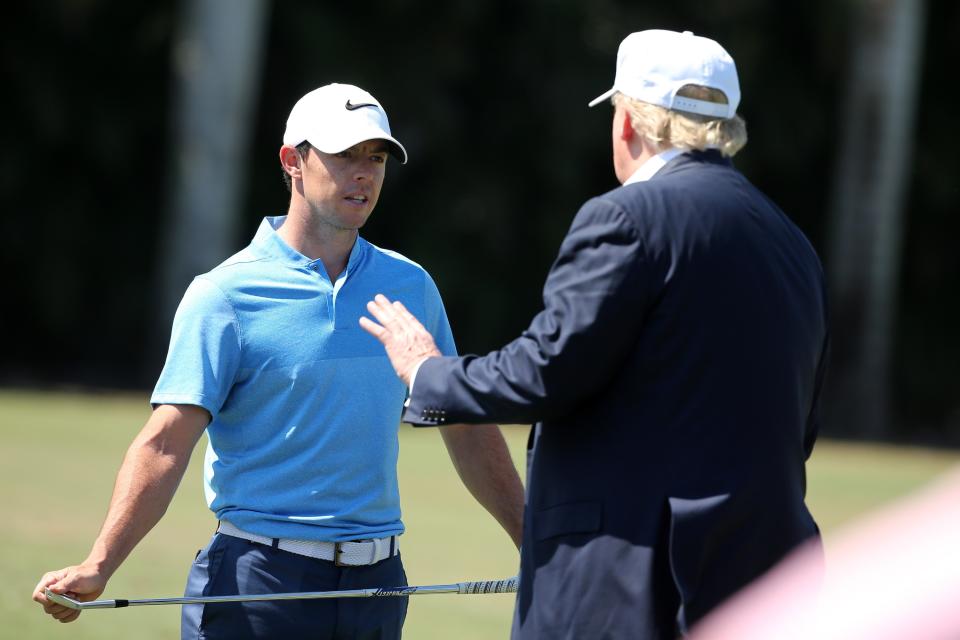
left=342, top=141, right=389, bottom=155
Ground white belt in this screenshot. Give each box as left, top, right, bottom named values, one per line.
left=218, top=521, right=399, bottom=566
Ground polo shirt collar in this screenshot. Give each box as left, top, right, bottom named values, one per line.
left=251, top=216, right=366, bottom=274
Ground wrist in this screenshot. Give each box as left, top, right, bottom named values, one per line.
left=408, top=356, right=432, bottom=391
left=83, top=547, right=119, bottom=580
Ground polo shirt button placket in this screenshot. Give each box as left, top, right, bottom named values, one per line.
left=308, top=262, right=335, bottom=322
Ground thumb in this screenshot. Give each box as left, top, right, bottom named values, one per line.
left=49, top=569, right=87, bottom=595
left=38, top=568, right=69, bottom=593
left=51, top=566, right=107, bottom=601
left=48, top=575, right=73, bottom=594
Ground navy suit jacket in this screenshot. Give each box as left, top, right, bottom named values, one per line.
left=405, top=151, right=829, bottom=639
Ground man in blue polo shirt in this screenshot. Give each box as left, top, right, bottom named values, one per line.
left=34, top=83, right=525, bottom=639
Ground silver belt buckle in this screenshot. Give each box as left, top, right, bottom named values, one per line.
left=334, top=539, right=382, bottom=566
left=334, top=541, right=350, bottom=566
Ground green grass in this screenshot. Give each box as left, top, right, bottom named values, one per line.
left=804, top=438, right=960, bottom=534
left=2, top=389, right=958, bottom=639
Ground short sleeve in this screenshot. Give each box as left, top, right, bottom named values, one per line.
left=151, top=277, right=242, bottom=418
left=422, top=272, right=457, bottom=357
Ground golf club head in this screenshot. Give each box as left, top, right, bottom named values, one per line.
left=44, top=589, right=84, bottom=610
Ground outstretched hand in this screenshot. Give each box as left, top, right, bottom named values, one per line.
left=360, top=294, right=441, bottom=387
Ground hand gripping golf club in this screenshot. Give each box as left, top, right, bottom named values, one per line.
left=45, top=576, right=518, bottom=611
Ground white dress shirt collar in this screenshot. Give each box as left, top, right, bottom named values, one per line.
left=622, top=147, right=684, bottom=186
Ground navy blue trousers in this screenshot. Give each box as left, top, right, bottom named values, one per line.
left=181, top=533, right=408, bottom=639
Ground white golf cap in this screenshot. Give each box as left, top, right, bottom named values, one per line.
left=282, top=83, right=408, bottom=164
left=588, top=29, right=741, bottom=119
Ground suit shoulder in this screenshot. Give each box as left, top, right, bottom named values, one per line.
left=578, top=183, right=641, bottom=214
left=591, top=179, right=681, bottom=210
left=579, top=184, right=662, bottom=229
left=591, top=161, right=749, bottom=222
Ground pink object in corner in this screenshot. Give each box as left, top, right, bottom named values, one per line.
left=689, top=466, right=960, bottom=640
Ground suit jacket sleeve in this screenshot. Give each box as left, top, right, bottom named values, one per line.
left=803, top=289, right=831, bottom=459
left=404, top=196, right=657, bottom=426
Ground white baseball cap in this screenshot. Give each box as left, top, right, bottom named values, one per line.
left=282, top=83, right=408, bottom=164
left=588, top=29, right=741, bottom=119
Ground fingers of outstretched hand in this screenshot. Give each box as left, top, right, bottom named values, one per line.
left=391, top=299, right=423, bottom=327
left=366, top=294, right=400, bottom=327
left=362, top=296, right=433, bottom=349
left=358, top=315, right=386, bottom=340
left=363, top=295, right=419, bottom=342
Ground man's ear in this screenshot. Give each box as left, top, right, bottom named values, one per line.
left=279, top=145, right=304, bottom=180
left=620, top=111, right=635, bottom=142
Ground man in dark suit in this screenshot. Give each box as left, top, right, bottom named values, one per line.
left=360, top=29, right=829, bottom=639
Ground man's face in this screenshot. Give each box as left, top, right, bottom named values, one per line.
left=299, top=139, right=389, bottom=231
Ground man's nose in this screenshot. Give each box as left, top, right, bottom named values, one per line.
left=353, top=162, right=373, bottom=180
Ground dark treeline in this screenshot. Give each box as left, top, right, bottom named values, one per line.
left=2, top=1, right=957, bottom=443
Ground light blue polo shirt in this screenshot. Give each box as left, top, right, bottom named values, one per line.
left=152, top=216, right=456, bottom=541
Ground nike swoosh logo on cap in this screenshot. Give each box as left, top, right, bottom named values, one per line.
left=345, top=100, right=377, bottom=111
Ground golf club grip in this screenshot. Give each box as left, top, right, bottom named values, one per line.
left=457, top=577, right=519, bottom=594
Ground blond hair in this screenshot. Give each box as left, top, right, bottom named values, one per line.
left=613, top=85, right=747, bottom=157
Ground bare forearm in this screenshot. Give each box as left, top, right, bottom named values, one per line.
left=85, top=439, right=191, bottom=578
left=33, top=404, right=207, bottom=621
left=84, top=404, right=207, bottom=579
left=441, top=424, right=525, bottom=548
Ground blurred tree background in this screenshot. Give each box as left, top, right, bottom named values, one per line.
left=1, top=0, right=957, bottom=444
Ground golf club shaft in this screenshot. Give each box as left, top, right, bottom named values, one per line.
left=46, top=577, right=518, bottom=610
